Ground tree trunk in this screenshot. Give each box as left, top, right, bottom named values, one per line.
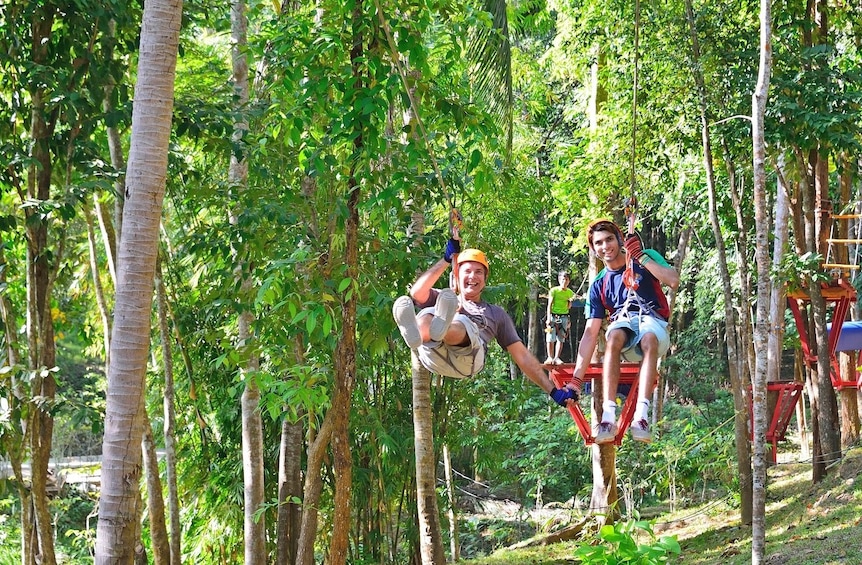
left=527, top=284, right=540, bottom=358
left=812, top=160, right=841, bottom=468
left=100, top=18, right=123, bottom=284
left=750, top=0, right=773, bottom=559
left=276, top=413, right=304, bottom=565
left=156, top=260, right=182, bottom=563
left=588, top=384, right=618, bottom=521
left=95, top=0, right=183, bottom=559
left=443, top=444, right=460, bottom=562
left=142, top=409, right=171, bottom=565
left=684, top=0, right=753, bottom=525
left=227, top=0, right=267, bottom=560
left=84, top=201, right=113, bottom=368
left=589, top=443, right=618, bottom=523
left=0, top=243, right=33, bottom=565
left=296, top=413, right=335, bottom=565
left=26, top=8, right=62, bottom=564
left=412, top=355, right=446, bottom=564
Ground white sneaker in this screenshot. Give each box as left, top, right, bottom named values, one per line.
left=544, top=356, right=555, bottom=365
left=429, top=289, right=458, bottom=342
left=553, top=357, right=563, bottom=365
left=392, top=297, right=421, bottom=349
left=594, top=421, right=618, bottom=444
left=630, top=419, right=652, bottom=443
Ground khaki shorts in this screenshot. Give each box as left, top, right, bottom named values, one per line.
left=416, top=310, right=486, bottom=379
left=606, top=313, right=670, bottom=362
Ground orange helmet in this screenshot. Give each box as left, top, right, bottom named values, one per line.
left=457, top=248, right=489, bottom=274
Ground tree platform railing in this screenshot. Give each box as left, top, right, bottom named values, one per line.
left=787, top=278, right=861, bottom=390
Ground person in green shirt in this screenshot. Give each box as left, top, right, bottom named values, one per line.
left=545, top=271, right=576, bottom=365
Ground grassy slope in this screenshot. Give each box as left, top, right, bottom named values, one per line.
left=463, top=445, right=862, bottom=564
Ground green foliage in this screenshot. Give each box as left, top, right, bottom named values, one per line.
left=616, top=398, right=737, bottom=509
left=574, top=519, right=681, bottom=564
left=776, top=251, right=829, bottom=293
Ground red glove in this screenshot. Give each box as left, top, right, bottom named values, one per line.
left=624, top=233, right=646, bottom=263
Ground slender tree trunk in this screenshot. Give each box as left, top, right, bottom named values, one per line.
left=277, top=336, right=306, bottom=565
left=84, top=202, right=113, bottom=367
left=26, top=9, right=62, bottom=564
left=327, top=4, right=365, bottom=562
left=296, top=413, right=335, bottom=565
left=0, top=242, right=33, bottom=565
left=276, top=413, right=304, bottom=565
left=142, top=409, right=171, bottom=565
left=684, top=0, right=753, bottom=524
left=156, top=260, right=182, bottom=563
left=227, top=0, right=267, bottom=560
left=95, top=0, right=183, bottom=560
left=750, top=0, right=772, bottom=560
left=527, top=284, right=540, bottom=358
left=412, top=355, right=446, bottom=563
left=99, top=19, right=123, bottom=284
left=767, top=178, right=790, bottom=383
left=443, top=444, right=460, bottom=562
left=813, top=157, right=841, bottom=470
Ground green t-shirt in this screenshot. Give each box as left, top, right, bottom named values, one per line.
left=549, top=286, right=575, bottom=315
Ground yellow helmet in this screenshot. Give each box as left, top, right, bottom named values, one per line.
left=457, top=248, right=489, bottom=274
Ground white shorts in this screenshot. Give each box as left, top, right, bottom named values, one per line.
left=606, top=313, right=670, bottom=362
left=416, top=310, right=486, bottom=379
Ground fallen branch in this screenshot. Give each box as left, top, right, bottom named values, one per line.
left=505, top=517, right=590, bottom=549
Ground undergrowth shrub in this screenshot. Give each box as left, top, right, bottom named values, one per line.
left=616, top=394, right=738, bottom=509
left=575, top=519, right=681, bottom=564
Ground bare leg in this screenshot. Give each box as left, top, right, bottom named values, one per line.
left=603, top=328, right=627, bottom=404
left=418, top=315, right=470, bottom=346
left=637, top=332, right=660, bottom=401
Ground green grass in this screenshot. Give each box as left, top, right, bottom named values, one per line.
left=462, top=445, right=862, bottom=564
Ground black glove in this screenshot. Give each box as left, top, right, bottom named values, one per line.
left=444, top=238, right=461, bottom=263
left=624, top=233, right=646, bottom=263
left=550, top=387, right=577, bottom=406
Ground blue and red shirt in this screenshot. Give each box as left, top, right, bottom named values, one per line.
left=587, top=249, right=671, bottom=322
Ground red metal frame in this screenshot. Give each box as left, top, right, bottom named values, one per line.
left=749, top=381, right=804, bottom=464
left=787, top=278, right=861, bottom=390
left=548, top=362, right=643, bottom=446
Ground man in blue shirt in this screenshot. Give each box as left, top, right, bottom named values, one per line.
left=570, top=220, right=679, bottom=444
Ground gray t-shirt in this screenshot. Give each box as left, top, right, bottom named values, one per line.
left=417, top=289, right=522, bottom=349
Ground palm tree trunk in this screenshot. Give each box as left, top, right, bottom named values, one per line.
left=95, top=0, right=183, bottom=559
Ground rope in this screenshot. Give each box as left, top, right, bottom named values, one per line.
left=630, top=0, right=641, bottom=200
left=374, top=0, right=465, bottom=293
left=373, top=0, right=458, bottom=215
left=621, top=0, right=641, bottom=296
